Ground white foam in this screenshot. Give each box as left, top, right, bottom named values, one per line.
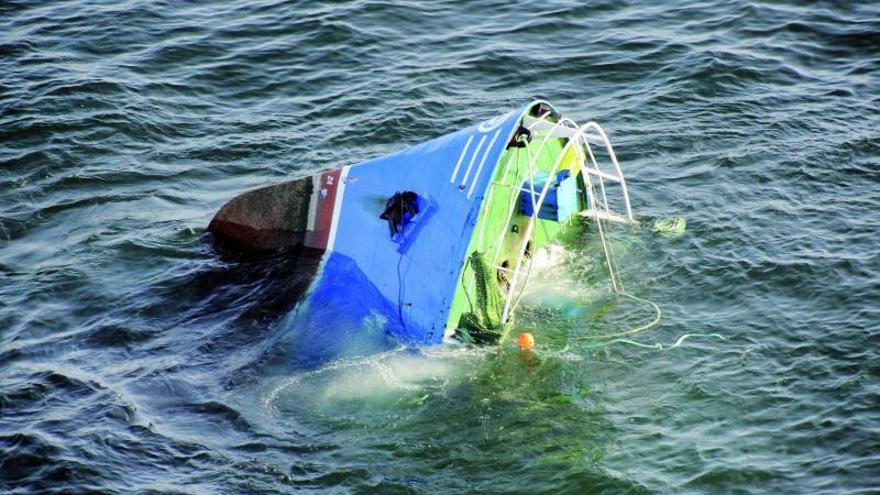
left=263, top=345, right=490, bottom=416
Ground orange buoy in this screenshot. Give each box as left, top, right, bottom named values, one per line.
left=517, top=332, right=535, bottom=350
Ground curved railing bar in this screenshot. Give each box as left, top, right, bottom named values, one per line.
left=582, top=138, right=612, bottom=218
left=490, top=114, right=568, bottom=265
left=572, top=126, right=622, bottom=293
left=500, top=123, right=583, bottom=323
left=477, top=110, right=553, bottom=255
left=580, top=122, right=634, bottom=221
left=505, top=117, right=587, bottom=315
left=501, top=119, right=635, bottom=322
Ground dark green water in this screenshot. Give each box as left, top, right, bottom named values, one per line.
left=2, top=1, right=879, bottom=493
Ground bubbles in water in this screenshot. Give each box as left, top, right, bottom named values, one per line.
left=263, top=345, right=490, bottom=418
left=517, top=243, right=604, bottom=319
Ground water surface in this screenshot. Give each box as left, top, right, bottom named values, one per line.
left=2, top=1, right=879, bottom=493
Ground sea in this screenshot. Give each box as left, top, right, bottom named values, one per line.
left=1, top=0, right=878, bottom=493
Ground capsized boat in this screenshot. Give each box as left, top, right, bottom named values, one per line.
left=208, top=100, right=635, bottom=346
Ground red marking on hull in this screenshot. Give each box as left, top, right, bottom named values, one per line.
left=303, top=168, right=342, bottom=251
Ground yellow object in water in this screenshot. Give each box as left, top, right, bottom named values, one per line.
left=653, top=217, right=686, bottom=238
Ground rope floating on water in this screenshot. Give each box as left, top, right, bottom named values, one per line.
left=605, top=333, right=727, bottom=351
left=570, top=292, right=662, bottom=341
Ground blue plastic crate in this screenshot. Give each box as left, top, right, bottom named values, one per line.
left=520, top=170, right=579, bottom=222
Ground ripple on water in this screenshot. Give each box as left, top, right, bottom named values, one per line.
left=2, top=0, right=879, bottom=493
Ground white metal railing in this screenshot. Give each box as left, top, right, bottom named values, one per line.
left=483, top=111, right=636, bottom=324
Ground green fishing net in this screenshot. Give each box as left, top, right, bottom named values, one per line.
left=456, top=251, right=506, bottom=344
